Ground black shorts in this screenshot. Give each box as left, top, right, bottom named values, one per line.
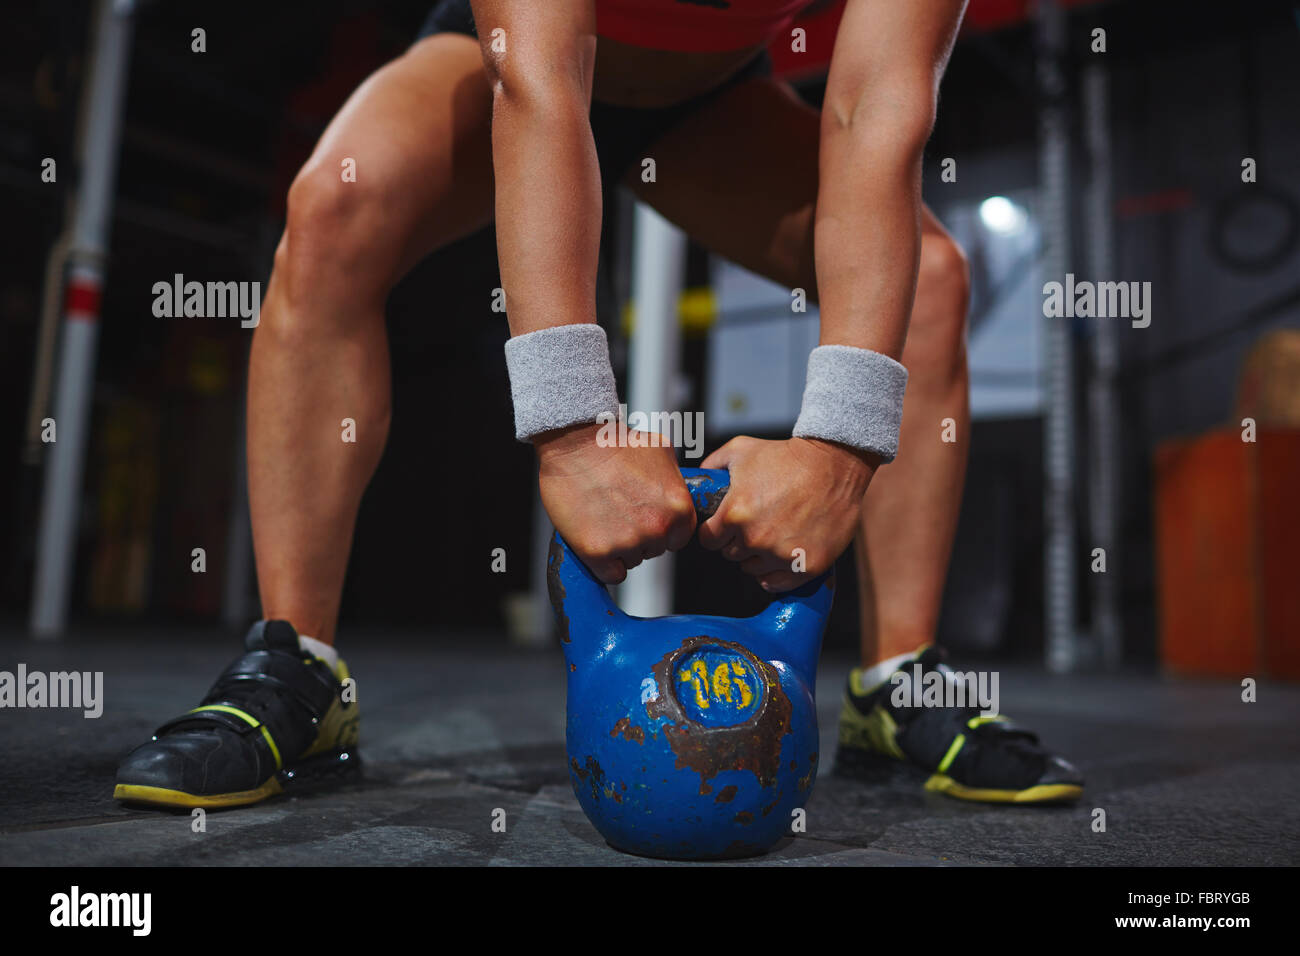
left=416, top=0, right=773, bottom=188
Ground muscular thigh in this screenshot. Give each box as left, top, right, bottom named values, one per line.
left=287, top=33, right=496, bottom=287
left=624, top=76, right=951, bottom=307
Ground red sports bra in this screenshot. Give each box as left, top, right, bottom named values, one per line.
left=596, top=0, right=817, bottom=53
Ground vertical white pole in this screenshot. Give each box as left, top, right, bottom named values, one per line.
left=31, top=0, right=136, bottom=637
left=619, top=202, right=686, bottom=618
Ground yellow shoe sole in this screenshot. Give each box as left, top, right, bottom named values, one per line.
left=113, top=779, right=282, bottom=809
left=923, top=773, right=1083, bottom=804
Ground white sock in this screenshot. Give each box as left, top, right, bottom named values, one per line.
left=297, top=634, right=339, bottom=671
left=857, top=649, right=923, bottom=689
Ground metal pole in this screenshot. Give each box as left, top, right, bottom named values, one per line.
left=1083, top=63, right=1122, bottom=669
left=1035, top=0, right=1079, bottom=673
left=30, top=0, right=136, bottom=637
left=619, top=202, right=686, bottom=618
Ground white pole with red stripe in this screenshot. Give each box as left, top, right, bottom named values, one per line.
left=31, top=0, right=136, bottom=637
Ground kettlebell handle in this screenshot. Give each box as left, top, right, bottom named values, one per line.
left=547, top=470, right=729, bottom=623
left=680, top=467, right=730, bottom=520
left=548, top=466, right=833, bottom=683
left=676, top=467, right=832, bottom=682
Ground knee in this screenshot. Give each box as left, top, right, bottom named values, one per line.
left=904, top=233, right=970, bottom=379
left=917, top=232, right=970, bottom=331
left=275, top=158, right=393, bottom=305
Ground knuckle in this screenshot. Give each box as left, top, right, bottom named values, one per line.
left=583, top=538, right=617, bottom=563
left=725, top=502, right=751, bottom=525
left=611, top=537, right=639, bottom=557
left=642, top=512, right=672, bottom=540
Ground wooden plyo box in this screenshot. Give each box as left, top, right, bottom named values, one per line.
left=1154, top=428, right=1300, bottom=679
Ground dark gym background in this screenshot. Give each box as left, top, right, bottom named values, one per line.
left=2, top=0, right=1298, bottom=658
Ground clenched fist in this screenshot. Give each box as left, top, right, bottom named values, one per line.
left=537, top=423, right=696, bottom=584
left=699, top=436, right=878, bottom=592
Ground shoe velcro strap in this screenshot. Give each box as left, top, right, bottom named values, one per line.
left=215, top=650, right=338, bottom=715
left=155, top=704, right=257, bottom=737
left=200, top=685, right=319, bottom=761
left=895, top=709, right=980, bottom=771
left=214, top=671, right=333, bottom=724
left=937, top=732, right=967, bottom=773
left=153, top=705, right=283, bottom=770
left=968, top=715, right=1039, bottom=744
left=206, top=658, right=339, bottom=755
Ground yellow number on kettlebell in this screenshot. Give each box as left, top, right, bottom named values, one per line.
left=730, top=661, right=754, bottom=707
left=677, top=659, right=753, bottom=709
left=678, top=660, right=711, bottom=708
left=711, top=662, right=732, bottom=703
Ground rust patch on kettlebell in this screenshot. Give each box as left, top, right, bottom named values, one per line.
left=797, top=752, right=818, bottom=792
left=734, top=811, right=754, bottom=826
left=571, top=755, right=606, bottom=803
left=645, top=635, right=792, bottom=794
left=546, top=534, right=570, bottom=644
left=611, top=717, right=645, bottom=745
left=715, top=785, right=738, bottom=804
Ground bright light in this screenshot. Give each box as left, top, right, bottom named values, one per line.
left=979, top=196, right=1027, bottom=235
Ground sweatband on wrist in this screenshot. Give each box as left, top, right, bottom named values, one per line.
left=792, top=344, right=909, bottom=462
left=503, top=324, right=620, bottom=441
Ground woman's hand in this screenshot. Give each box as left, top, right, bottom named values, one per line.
left=538, top=423, right=696, bottom=584
left=699, top=436, right=878, bottom=591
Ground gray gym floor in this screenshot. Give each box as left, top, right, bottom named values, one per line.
left=2, top=629, right=1298, bottom=866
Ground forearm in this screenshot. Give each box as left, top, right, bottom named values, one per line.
left=491, top=81, right=602, bottom=335
left=472, top=0, right=600, bottom=336
left=800, top=92, right=933, bottom=465
left=494, top=100, right=609, bottom=450
left=812, top=0, right=964, bottom=359
left=813, top=127, right=924, bottom=359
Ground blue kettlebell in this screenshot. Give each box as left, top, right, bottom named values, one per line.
left=548, top=467, right=833, bottom=860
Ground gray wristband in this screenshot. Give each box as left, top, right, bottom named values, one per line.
left=503, top=324, right=620, bottom=441
left=792, top=344, right=908, bottom=462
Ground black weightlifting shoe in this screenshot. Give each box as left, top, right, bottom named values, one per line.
left=114, top=620, right=360, bottom=809
left=835, top=646, right=1083, bottom=804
